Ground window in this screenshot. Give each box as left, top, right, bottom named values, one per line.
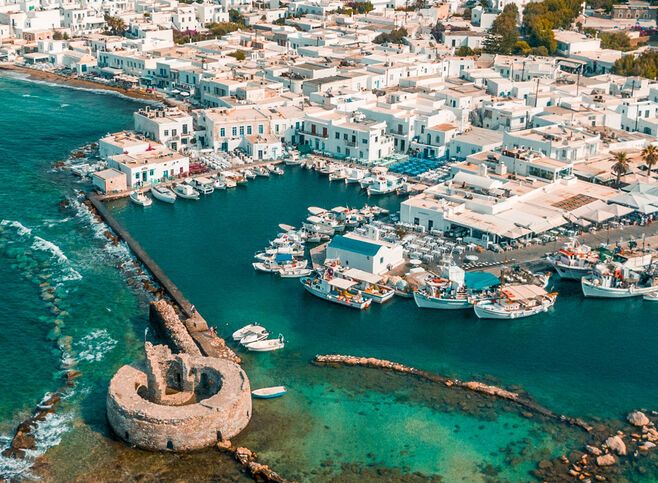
left=258, top=124, right=264, bottom=134
left=335, top=132, right=340, bottom=139
left=239, top=126, right=244, bottom=135
left=164, top=129, right=169, bottom=136
left=247, top=125, right=252, bottom=135
left=172, top=129, right=177, bottom=136
left=183, top=124, right=188, bottom=134
left=220, top=128, right=225, bottom=137
left=232, top=127, right=237, bottom=136
left=380, top=257, right=384, bottom=263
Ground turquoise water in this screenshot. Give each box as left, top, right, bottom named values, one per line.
left=108, top=167, right=658, bottom=480
left=0, top=75, right=149, bottom=477
left=2, top=74, right=657, bottom=481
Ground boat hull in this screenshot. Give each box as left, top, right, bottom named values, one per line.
left=581, top=278, right=658, bottom=298
left=552, top=262, right=592, bottom=280
left=414, top=291, right=472, bottom=309
left=301, top=278, right=371, bottom=310
left=473, top=301, right=552, bottom=319
left=151, top=188, right=176, bottom=204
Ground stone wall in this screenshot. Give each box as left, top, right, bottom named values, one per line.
left=149, top=300, right=201, bottom=356
left=107, top=343, right=251, bottom=451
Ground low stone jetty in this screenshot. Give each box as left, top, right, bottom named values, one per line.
left=217, top=441, right=290, bottom=483
left=150, top=300, right=201, bottom=356
left=314, top=354, right=593, bottom=432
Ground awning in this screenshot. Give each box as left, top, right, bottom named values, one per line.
left=275, top=253, right=293, bottom=262
left=501, top=284, right=547, bottom=301
left=464, top=272, right=500, bottom=291
left=343, top=268, right=381, bottom=284
left=328, top=278, right=357, bottom=290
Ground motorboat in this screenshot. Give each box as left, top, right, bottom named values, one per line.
left=582, top=263, right=658, bottom=298
left=548, top=239, right=599, bottom=280
left=317, top=162, right=338, bottom=176
left=240, top=330, right=270, bottom=346
left=644, top=291, right=658, bottom=301
left=329, top=168, right=348, bottom=182
left=252, top=386, right=287, bottom=398
left=173, top=183, right=200, bottom=200
left=272, top=166, right=285, bottom=176
left=189, top=177, right=215, bottom=195
left=345, top=168, right=369, bottom=184
left=473, top=284, right=557, bottom=319
left=245, top=335, right=285, bottom=352
left=300, top=274, right=372, bottom=309
left=150, top=185, right=176, bottom=204
left=367, top=175, right=406, bottom=196
left=359, top=176, right=376, bottom=189
left=213, top=178, right=227, bottom=190
left=232, top=323, right=267, bottom=341
left=129, top=191, right=152, bottom=207
left=279, top=267, right=313, bottom=278
left=243, top=169, right=257, bottom=179
left=253, top=255, right=308, bottom=273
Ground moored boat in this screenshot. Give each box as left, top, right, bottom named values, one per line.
left=548, top=239, right=599, bottom=280
left=300, top=274, right=372, bottom=309
left=130, top=191, right=152, bottom=207
left=151, top=185, right=176, bottom=204
left=473, top=284, right=557, bottom=319
left=279, top=267, right=313, bottom=278
left=252, top=386, right=287, bottom=398
left=173, top=183, right=200, bottom=200
left=240, top=331, right=269, bottom=346
left=245, top=335, right=285, bottom=352
left=232, top=323, right=266, bottom=341
left=582, top=263, right=658, bottom=298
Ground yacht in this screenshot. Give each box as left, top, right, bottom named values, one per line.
left=582, top=263, right=658, bottom=298
left=548, top=239, right=600, bottom=280
left=130, top=191, right=152, bottom=207
left=173, top=183, right=200, bottom=200
left=151, top=185, right=176, bottom=204
left=300, top=274, right=372, bottom=309
left=473, top=284, right=557, bottom=319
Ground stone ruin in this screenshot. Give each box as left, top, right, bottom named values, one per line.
left=107, top=342, right=251, bottom=451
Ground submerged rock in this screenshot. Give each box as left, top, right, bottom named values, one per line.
left=596, top=454, right=616, bottom=466
left=605, top=435, right=627, bottom=456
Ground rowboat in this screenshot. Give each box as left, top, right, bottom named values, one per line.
left=232, top=323, right=266, bottom=341
left=245, top=335, right=285, bottom=352
left=252, top=386, right=287, bottom=399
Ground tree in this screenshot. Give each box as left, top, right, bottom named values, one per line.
left=522, top=0, right=582, bottom=53
left=229, top=50, right=246, bottom=61
left=373, top=27, right=408, bottom=44
left=600, top=31, right=631, bottom=51
left=229, top=9, right=246, bottom=26
left=613, top=51, right=658, bottom=80
left=104, top=14, right=126, bottom=36
left=346, top=1, right=374, bottom=13
left=455, top=46, right=475, bottom=56
left=611, top=151, right=630, bottom=187
left=641, top=144, right=658, bottom=174
left=483, top=4, right=519, bottom=54
left=513, top=40, right=531, bottom=55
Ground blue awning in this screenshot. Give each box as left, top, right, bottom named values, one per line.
left=465, top=272, right=500, bottom=291
left=275, top=253, right=293, bottom=262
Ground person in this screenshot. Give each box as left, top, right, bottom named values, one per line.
left=190, top=304, right=196, bottom=315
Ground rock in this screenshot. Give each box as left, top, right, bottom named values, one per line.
left=217, top=439, right=232, bottom=451
left=639, top=442, right=656, bottom=452
left=628, top=411, right=650, bottom=427
left=594, top=475, right=606, bottom=481
left=596, top=454, right=617, bottom=467
left=586, top=445, right=602, bottom=456
left=605, top=435, right=626, bottom=456
left=538, top=460, right=552, bottom=469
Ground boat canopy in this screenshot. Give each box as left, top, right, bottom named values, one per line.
left=464, top=272, right=500, bottom=291
left=308, top=206, right=328, bottom=215
left=275, top=253, right=294, bottom=262
left=327, top=278, right=358, bottom=290
left=501, top=284, right=547, bottom=301
left=343, top=268, right=382, bottom=284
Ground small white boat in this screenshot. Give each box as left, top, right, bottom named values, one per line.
left=473, top=285, right=557, bottom=319
left=244, top=169, right=257, bottom=179
left=245, top=334, right=285, bottom=352
left=301, top=275, right=372, bottom=310
left=279, top=267, right=313, bottom=278
left=173, top=184, right=200, bottom=200
left=272, top=166, right=285, bottom=175
left=644, top=291, right=658, bottom=301
left=256, top=166, right=270, bottom=177
left=252, top=386, right=287, bottom=399
left=232, top=323, right=266, bottom=341
left=582, top=263, right=658, bottom=298
left=130, top=191, right=152, bottom=207
left=151, top=185, right=176, bottom=204
left=189, top=177, right=214, bottom=195
left=240, top=331, right=269, bottom=346
left=213, top=178, right=226, bottom=190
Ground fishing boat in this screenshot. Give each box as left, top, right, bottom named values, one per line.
left=243, top=169, right=257, bottom=179
left=245, top=335, right=285, bottom=352
left=189, top=177, right=215, bottom=195
left=414, top=259, right=500, bottom=310
left=252, top=386, right=287, bottom=398
left=329, top=168, right=348, bottom=182
left=272, top=166, right=285, bottom=176
left=300, top=275, right=372, bottom=309
left=367, top=175, right=406, bottom=196
left=253, top=255, right=308, bottom=273
left=473, top=284, right=558, bottom=319
left=345, top=167, right=369, bottom=184
left=279, top=267, right=313, bottom=278
left=317, top=162, right=338, bottom=176
left=359, top=176, right=376, bottom=189
left=213, top=178, right=227, bottom=190
left=232, top=323, right=266, bottom=341
left=240, top=330, right=269, bottom=346
left=581, top=263, right=658, bottom=298
left=331, top=267, right=395, bottom=303
left=151, top=185, right=176, bottom=204
left=129, top=191, right=152, bottom=207
left=173, top=183, right=200, bottom=200
left=256, top=166, right=270, bottom=177
left=548, top=239, right=599, bottom=280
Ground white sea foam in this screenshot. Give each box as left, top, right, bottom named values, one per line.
left=75, top=329, right=118, bottom=363
left=0, top=219, right=32, bottom=237
left=31, top=236, right=82, bottom=282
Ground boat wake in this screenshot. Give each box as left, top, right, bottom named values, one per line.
left=74, top=329, right=117, bottom=363
left=0, top=411, right=72, bottom=480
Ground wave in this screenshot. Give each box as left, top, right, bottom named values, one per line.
left=0, top=219, right=32, bottom=237
left=75, top=329, right=118, bottom=363
left=31, top=236, right=82, bottom=282
left=0, top=411, right=72, bottom=480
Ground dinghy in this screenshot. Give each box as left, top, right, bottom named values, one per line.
left=130, top=191, right=152, bottom=207
left=232, top=323, right=266, bottom=341
left=240, top=331, right=269, bottom=346
left=252, top=386, right=287, bottom=399
left=245, top=335, right=285, bottom=352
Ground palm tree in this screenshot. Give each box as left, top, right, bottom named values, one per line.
left=641, top=144, right=658, bottom=175
left=611, top=151, right=630, bottom=188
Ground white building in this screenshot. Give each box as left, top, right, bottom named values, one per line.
left=326, top=231, right=404, bottom=275
left=134, top=107, right=194, bottom=152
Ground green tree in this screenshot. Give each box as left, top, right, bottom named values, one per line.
left=229, top=50, right=246, bottom=61
left=600, top=31, right=631, bottom=51
left=103, top=14, right=126, bottom=35
left=373, top=27, right=408, bottom=44
left=611, top=151, right=630, bottom=187
left=455, top=46, right=475, bottom=56
left=641, top=144, right=658, bottom=173
left=613, top=51, right=658, bottom=79
left=346, top=1, right=374, bottom=13
left=483, top=4, right=519, bottom=54
left=229, top=9, right=246, bottom=26
left=525, top=16, right=557, bottom=53
left=513, top=40, right=531, bottom=54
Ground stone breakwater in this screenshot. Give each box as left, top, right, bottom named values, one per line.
left=149, top=300, right=201, bottom=356
left=313, top=354, right=593, bottom=432
left=217, top=441, right=291, bottom=483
